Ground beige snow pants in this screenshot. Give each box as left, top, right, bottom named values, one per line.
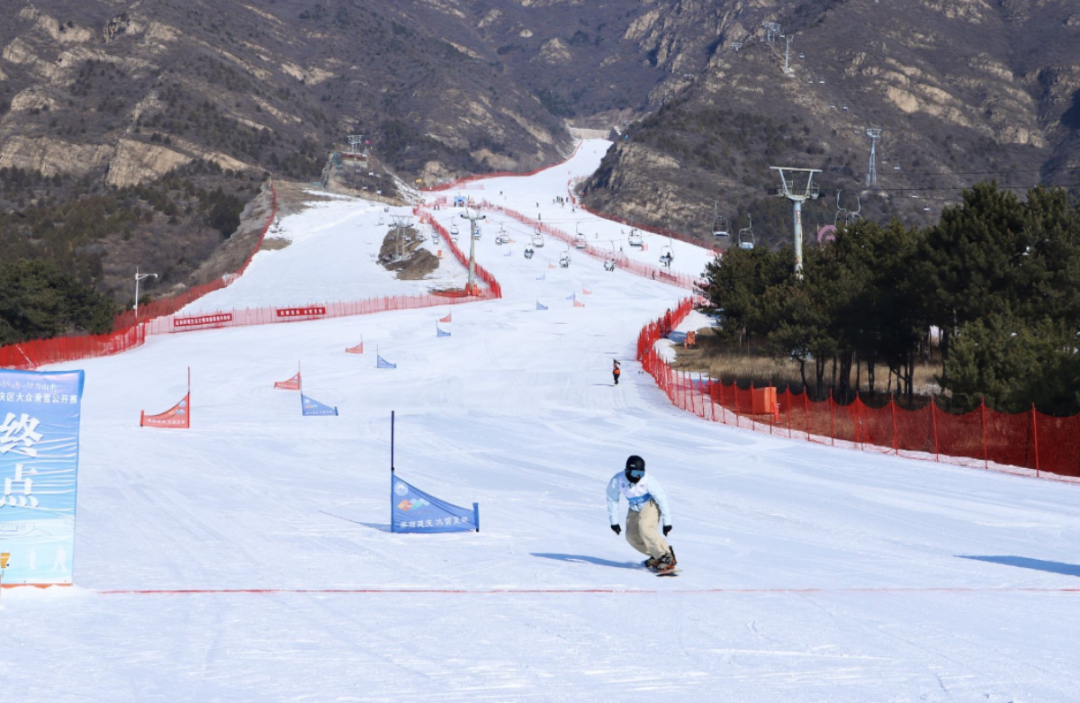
left=626, top=500, right=671, bottom=559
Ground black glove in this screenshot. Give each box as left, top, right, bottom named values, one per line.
left=610, top=524, right=621, bottom=535
left=663, top=524, right=672, bottom=537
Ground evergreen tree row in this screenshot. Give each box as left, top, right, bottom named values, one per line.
left=699, top=183, right=1080, bottom=415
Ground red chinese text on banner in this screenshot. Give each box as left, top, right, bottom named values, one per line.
left=274, top=372, right=301, bottom=390
left=173, top=313, right=233, bottom=329
left=276, top=306, right=326, bottom=319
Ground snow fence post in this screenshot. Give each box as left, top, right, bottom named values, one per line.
left=1031, top=402, right=1040, bottom=478
left=981, top=397, right=988, bottom=470
left=891, top=393, right=899, bottom=456
left=931, top=398, right=940, bottom=462
left=829, top=388, right=835, bottom=447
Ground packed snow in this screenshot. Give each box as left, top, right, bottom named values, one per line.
left=3, top=140, right=1079, bottom=702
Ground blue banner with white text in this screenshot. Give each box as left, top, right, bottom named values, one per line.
left=301, top=394, right=338, bottom=416
left=0, top=369, right=84, bottom=585
left=391, top=475, right=478, bottom=533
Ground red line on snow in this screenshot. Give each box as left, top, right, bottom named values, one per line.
left=93, top=587, right=1080, bottom=596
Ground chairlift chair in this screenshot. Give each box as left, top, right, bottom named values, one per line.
left=711, top=203, right=729, bottom=237
left=628, top=228, right=643, bottom=247
left=495, top=224, right=511, bottom=245
left=531, top=230, right=545, bottom=248
left=473, top=225, right=482, bottom=240
left=524, top=247, right=535, bottom=259
left=604, top=258, right=616, bottom=272
left=659, top=236, right=674, bottom=267
left=559, top=252, right=571, bottom=268
left=378, top=216, right=384, bottom=226
left=738, top=213, right=755, bottom=250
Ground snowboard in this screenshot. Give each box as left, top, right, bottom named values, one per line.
left=655, top=569, right=681, bottom=577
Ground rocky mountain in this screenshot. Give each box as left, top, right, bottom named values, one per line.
left=578, top=0, right=1080, bottom=249
left=2, top=0, right=1079, bottom=314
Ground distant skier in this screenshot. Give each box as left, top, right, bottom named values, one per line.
left=612, top=359, right=621, bottom=385
left=607, top=455, right=676, bottom=573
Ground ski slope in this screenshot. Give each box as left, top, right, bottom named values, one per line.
left=4, top=140, right=1079, bottom=703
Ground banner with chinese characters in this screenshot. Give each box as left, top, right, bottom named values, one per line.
left=0, top=368, right=84, bottom=586
left=391, top=475, right=478, bottom=534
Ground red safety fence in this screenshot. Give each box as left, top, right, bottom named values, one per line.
left=473, top=201, right=701, bottom=291
left=145, top=290, right=498, bottom=335
left=637, top=298, right=1080, bottom=481
left=0, top=325, right=147, bottom=371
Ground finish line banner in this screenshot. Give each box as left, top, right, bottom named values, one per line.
left=0, top=369, right=84, bottom=586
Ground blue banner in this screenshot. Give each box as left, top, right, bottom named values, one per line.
left=391, top=475, right=478, bottom=533
left=436, top=325, right=451, bottom=338
left=377, top=355, right=397, bottom=369
left=301, top=394, right=338, bottom=416
left=536, top=273, right=545, bottom=281
left=536, top=301, right=547, bottom=311
left=0, top=369, right=84, bottom=586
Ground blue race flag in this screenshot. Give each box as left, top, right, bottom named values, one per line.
left=536, top=273, right=545, bottom=281
left=565, top=292, right=576, bottom=300
left=436, top=325, right=451, bottom=338
left=377, top=355, right=397, bottom=369
left=391, top=476, right=479, bottom=533
left=536, top=301, right=548, bottom=311
left=504, top=249, right=512, bottom=257
left=301, top=394, right=338, bottom=416
left=0, top=369, right=84, bottom=585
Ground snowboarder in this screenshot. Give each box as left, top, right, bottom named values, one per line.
left=612, top=359, right=621, bottom=385
left=607, top=455, right=676, bottom=573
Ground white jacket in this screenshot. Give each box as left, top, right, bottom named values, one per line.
left=607, top=472, right=672, bottom=527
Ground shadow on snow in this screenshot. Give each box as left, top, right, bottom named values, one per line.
left=531, top=553, right=642, bottom=570
left=958, top=555, right=1080, bottom=578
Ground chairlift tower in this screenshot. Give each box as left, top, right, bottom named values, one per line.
left=763, top=22, right=781, bottom=43
left=771, top=166, right=822, bottom=277
left=782, top=35, right=794, bottom=73
left=347, top=134, right=364, bottom=156
left=865, top=128, right=882, bottom=187
left=390, top=214, right=413, bottom=261
left=459, top=207, right=486, bottom=296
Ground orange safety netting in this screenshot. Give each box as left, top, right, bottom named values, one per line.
left=637, top=298, right=1080, bottom=480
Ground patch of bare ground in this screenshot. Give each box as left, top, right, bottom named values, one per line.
left=261, top=237, right=290, bottom=250
left=378, top=226, right=438, bottom=280
left=673, top=325, right=943, bottom=408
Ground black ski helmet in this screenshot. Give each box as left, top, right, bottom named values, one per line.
left=625, top=455, right=646, bottom=483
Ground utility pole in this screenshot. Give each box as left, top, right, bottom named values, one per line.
left=134, top=266, right=158, bottom=321
left=459, top=207, right=486, bottom=296
left=771, top=166, right=822, bottom=278
left=390, top=214, right=413, bottom=261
